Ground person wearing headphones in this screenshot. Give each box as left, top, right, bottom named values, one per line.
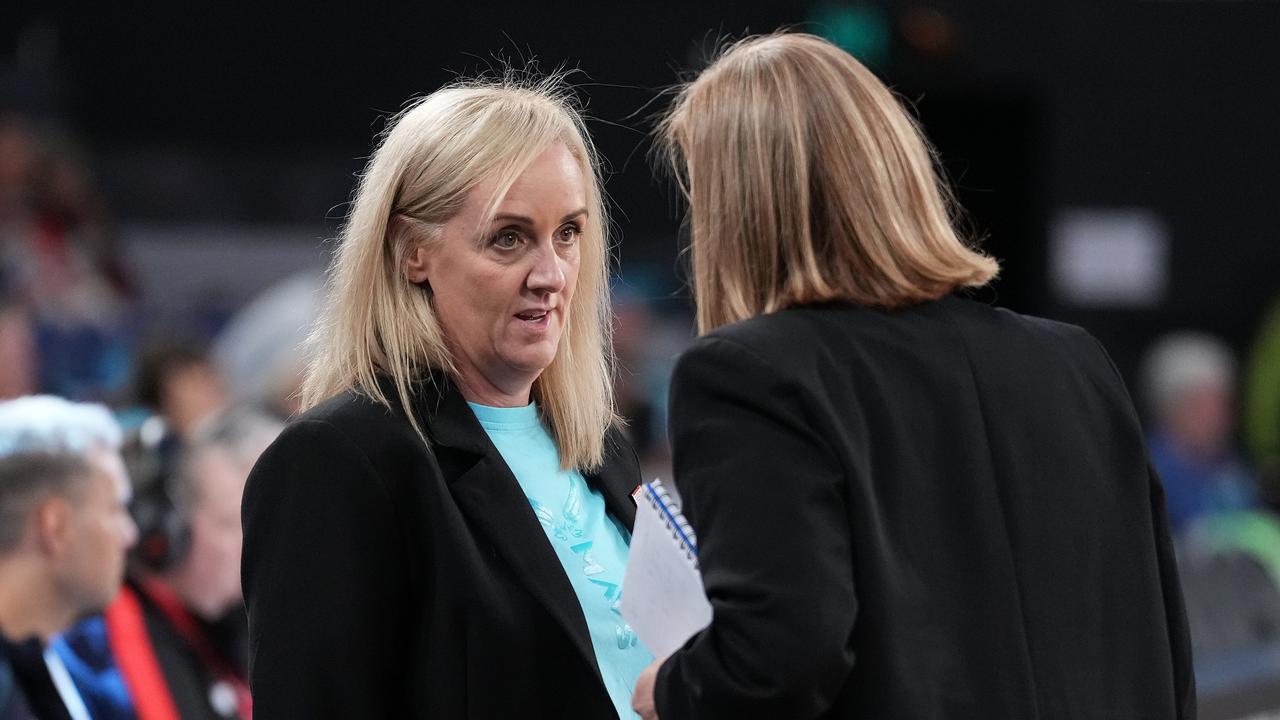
left=53, top=408, right=280, bottom=720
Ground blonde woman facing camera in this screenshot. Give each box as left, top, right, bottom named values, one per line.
left=632, top=34, right=1193, bottom=719
left=242, top=78, right=651, bottom=719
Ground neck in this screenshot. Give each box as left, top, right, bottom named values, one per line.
left=453, top=367, right=535, bottom=408
left=0, top=558, right=71, bottom=643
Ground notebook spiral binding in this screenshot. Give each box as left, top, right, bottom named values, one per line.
left=642, top=479, right=699, bottom=568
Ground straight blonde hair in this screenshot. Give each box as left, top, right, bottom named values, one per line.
left=659, top=32, right=999, bottom=334
left=302, top=76, right=617, bottom=470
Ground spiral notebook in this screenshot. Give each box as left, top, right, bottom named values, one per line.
left=620, top=479, right=713, bottom=658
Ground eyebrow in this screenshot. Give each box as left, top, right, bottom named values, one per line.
left=492, top=208, right=589, bottom=226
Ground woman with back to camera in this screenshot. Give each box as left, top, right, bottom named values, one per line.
left=241, top=75, right=652, bottom=719
left=631, top=33, right=1194, bottom=719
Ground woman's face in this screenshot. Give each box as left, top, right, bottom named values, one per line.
left=410, top=143, right=586, bottom=405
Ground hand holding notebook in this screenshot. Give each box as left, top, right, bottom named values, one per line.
left=621, top=479, right=713, bottom=658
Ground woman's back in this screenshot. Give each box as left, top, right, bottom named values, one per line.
left=661, top=295, right=1194, bottom=719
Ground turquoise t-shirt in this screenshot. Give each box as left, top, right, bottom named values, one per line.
left=468, top=401, right=653, bottom=719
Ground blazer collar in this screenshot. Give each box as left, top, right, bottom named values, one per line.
left=403, top=371, right=638, bottom=526
left=396, top=371, right=640, bottom=685
left=409, top=372, right=489, bottom=456
left=594, top=430, right=639, bottom=529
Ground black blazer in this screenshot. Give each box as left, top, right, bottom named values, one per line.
left=0, top=633, right=71, bottom=720
left=655, top=296, right=1195, bottom=720
left=127, top=581, right=248, bottom=720
left=240, top=375, right=641, bottom=718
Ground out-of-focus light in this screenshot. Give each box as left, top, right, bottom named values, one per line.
left=900, top=6, right=958, bottom=57
left=1050, top=207, right=1170, bottom=308
left=810, top=2, right=893, bottom=69
left=139, top=415, right=168, bottom=448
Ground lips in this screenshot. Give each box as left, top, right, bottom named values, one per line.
left=515, top=309, right=551, bottom=322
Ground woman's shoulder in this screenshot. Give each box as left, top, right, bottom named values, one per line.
left=285, top=383, right=435, bottom=455
left=243, top=392, right=416, bottom=548
left=691, top=308, right=822, bottom=360
left=674, top=313, right=824, bottom=392
left=251, top=384, right=444, bottom=492
left=701, top=297, right=1098, bottom=353
left=695, top=300, right=920, bottom=351
left=938, top=295, right=1109, bottom=366
left=301, top=387, right=403, bottom=429
left=683, top=298, right=1109, bottom=390
left=686, top=302, right=883, bottom=371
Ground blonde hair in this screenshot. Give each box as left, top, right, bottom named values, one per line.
left=658, top=32, right=999, bottom=334
left=302, top=76, right=616, bottom=470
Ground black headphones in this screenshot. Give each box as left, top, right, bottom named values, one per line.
left=126, top=418, right=192, bottom=572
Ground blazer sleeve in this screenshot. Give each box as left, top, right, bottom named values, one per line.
left=1148, top=462, right=1197, bottom=718
left=1079, top=329, right=1196, bottom=717
left=655, top=336, right=857, bottom=720
left=241, top=419, right=412, bottom=718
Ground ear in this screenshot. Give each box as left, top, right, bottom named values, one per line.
left=405, top=244, right=432, bottom=285
left=34, top=497, right=73, bottom=558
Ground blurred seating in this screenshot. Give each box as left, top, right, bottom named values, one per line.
left=1180, top=511, right=1280, bottom=718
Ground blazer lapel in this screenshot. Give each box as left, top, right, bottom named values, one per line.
left=412, top=375, right=604, bottom=684
left=587, top=429, right=639, bottom=530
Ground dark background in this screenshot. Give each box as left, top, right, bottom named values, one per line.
left=7, top=0, right=1277, bottom=385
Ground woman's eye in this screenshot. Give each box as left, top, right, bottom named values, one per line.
left=557, top=224, right=582, bottom=244
left=491, top=231, right=521, bottom=250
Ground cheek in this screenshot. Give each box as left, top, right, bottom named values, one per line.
left=562, top=254, right=582, bottom=300
left=436, top=273, right=511, bottom=328
left=97, top=516, right=123, bottom=550
left=445, top=295, right=510, bottom=344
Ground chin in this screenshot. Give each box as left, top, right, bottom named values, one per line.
left=510, top=359, right=557, bottom=379
left=504, top=346, right=561, bottom=376
left=73, top=589, right=118, bottom=624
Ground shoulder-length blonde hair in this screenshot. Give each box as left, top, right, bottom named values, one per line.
left=658, top=32, right=999, bottom=334
left=302, top=75, right=616, bottom=470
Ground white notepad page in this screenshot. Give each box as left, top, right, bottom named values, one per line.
left=621, top=480, right=713, bottom=658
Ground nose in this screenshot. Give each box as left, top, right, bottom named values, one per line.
left=123, top=514, right=140, bottom=549
left=527, top=243, right=567, bottom=294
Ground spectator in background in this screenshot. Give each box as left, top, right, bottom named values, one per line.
left=1142, top=331, right=1258, bottom=532
left=0, top=395, right=137, bottom=720
left=612, top=285, right=666, bottom=478
left=0, top=115, right=38, bottom=231
left=126, top=338, right=230, bottom=529
left=134, top=339, right=228, bottom=441
left=0, top=299, right=38, bottom=399
left=213, top=271, right=322, bottom=422
left=54, top=408, right=280, bottom=720
left=610, top=281, right=694, bottom=483
left=0, top=117, right=41, bottom=394
left=0, top=114, right=134, bottom=401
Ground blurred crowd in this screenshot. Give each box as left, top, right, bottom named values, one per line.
left=0, top=109, right=287, bottom=717
left=1, top=106, right=1279, bottom=717
left=1146, top=319, right=1280, bottom=698
left=0, top=112, right=688, bottom=719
